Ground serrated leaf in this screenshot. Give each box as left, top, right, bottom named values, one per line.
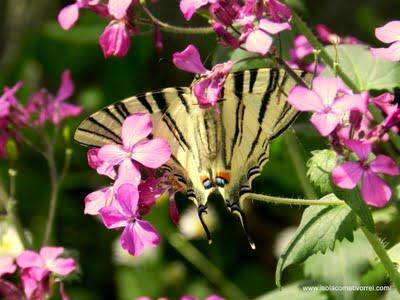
left=322, top=45, right=400, bottom=92
left=255, top=281, right=328, bottom=300
left=304, top=230, right=374, bottom=300
left=306, top=150, right=337, bottom=193
left=275, top=202, right=357, bottom=287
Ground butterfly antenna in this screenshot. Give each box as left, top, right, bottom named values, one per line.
left=198, top=204, right=213, bottom=244
left=226, top=201, right=256, bottom=250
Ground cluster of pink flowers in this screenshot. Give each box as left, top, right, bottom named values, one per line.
left=85, top=113, right=174, bottom=256
left=288, top=76, right=400, bottom=207
left=58, top=0, right=140, bottom=58
left=0, top=70, right=82, bottom=158
left=181, top=0, right=292, bottom=55
left=288, top=24, right=360, bottom=73
left=0, top=247, right=76, bottom=300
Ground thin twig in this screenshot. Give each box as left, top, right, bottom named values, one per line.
left=244, top=193, right=345, bottom=206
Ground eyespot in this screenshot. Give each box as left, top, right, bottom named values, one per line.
left=203, top=178, right=213, bottom=189
left=215, top=177, right=226, bottom=187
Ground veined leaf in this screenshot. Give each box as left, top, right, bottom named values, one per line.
left=275, top=200, right=357, bottom=287
left=306, top=149, right=337, bottom=193
left=323, top=45, right=400, bottom=92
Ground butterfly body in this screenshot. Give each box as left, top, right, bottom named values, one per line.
left=74, top=68, right=309, bottom=246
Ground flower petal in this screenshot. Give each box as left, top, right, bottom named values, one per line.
left=99, top=21, right=131, bottom=58
left=40, top=247, right=64, bottom=263
left=169, top=192, right=180, bottom=225
left=98, top=144, right=128, bottom=167
left=172, top=44, right=208, bottom=74
left=371, top=41, right=400, bottom=61
left=332, top=161, right=363, bottom=189
left=343, top=139, right=371, bottom=161
left=56, top=70, right=74, bottom=101
left=131, top=139, right=171, bottom=168
left=58, top=4, right=80, bottom=30
left=310, top=112, right=341, bottom=136
left=332, top=92, right=368, bottom=114
left=287, top=86, right=325, bottom=112
left=99, top=205, right=128, bottom=229
left=114, top=159, right=141, bottom=189
left=108, top=0, right=132, bottom=19
left=84, top=187, right=113, bottom=215
left=259, top=18, right=291, bottom=34
left=50, top=258, right=76, bottom=276
left=361, top=171, right=391, bottom=207
left=312, top=77, right=345, bottom=107
left=374, top=21, right=400, bottom=43
left=244, top=29, right=273, bottom=55
left=120, top=221, right=160, bottom=256
left=16, top=251, right=44, bottom=269
left=116, top=183, right=140, bottom=217
left=0, top=257, right=16, bottom=277
left=122, top=113, right=153, bottom=150
left=369, top=155, right=400, bottom=175
left=179, top=0, right=210, bottom=21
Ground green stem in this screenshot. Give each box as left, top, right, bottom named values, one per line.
left=283, top=133, right=317, bottom=199
left=166, top=231, right=249, bottom=300
left=142, top=5, right=214, bottom=34
left=244, top=193, right=345, bottom=206
left=360, top=226, right=400, bottom=292
left=291, top=11, right=360, bottom=92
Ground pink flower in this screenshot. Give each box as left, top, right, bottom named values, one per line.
left=97, top=112, right=171, bottom=181
left=58, top=0, right=108, bottom=30
left=180, top=0, right=215, bottom=21
left=27, top=70, right=82, bottom=126
left=154, top=25, right=163, bottom=53
left=371, top=92, right=398, bottom=116
left=20, top=268, right=50, bottom=300
left=87, top=148, right=116, bottom=179
left=99, top=21, right=132, bottom=58
left=209, top=0, right=241, bottom=27
left=332, top=140, right=400, bottom=207
left=84, top=159, right=141, bottom=215
left=287, top=76, right=368, bottom=136
left=16, top=247, right=76, bottom=280
left=371, top=21, right=400, bottom=61
left=316, top=24, right=360, bottom=45
left=100, top=183, right=160, bottom=256
left=172, top=45, right=232, bottom=108
left=243, top=19, right=291, bottom=55
left=0, top=257, right=16, bottom=277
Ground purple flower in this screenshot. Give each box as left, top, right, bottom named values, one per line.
left=316, top=24, right=360, bottom=45
left=242, top=19, right=291, bottom=55
left=16, top=247, right=76, bottom=280
left=99, top=20, right=132, bottom=58
left=172, top=45, right=232, bottom=108
left=332, top=140, right=400, bottom=207
left=97, top=112, right=171, bottom=182
left=287, top=76, right=368, bottom=136
left=209, top=0, right=241, bottom=27
left=100, top=183, right=160, bottom=256
left=371, top=21, right=400, bottom=61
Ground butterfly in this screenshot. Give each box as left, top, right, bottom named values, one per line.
left=74, top=67, right=309, bottom=249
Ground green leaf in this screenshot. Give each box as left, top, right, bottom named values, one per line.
left=306, top=149, right=337, bottom=193
left=304, top=230, right=375, bottom=300
left=386, top=243, right=400, bottom=273
left=255, top=281, right=328, bottom=300
left=334, top=188, right=375, bottom=233
left=275, top=202, right=357, bottom=287
left=323, top=45, right=400, bottom=92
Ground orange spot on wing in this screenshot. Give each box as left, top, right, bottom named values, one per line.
left=200, top=175, right=208, bottom=182
left=217, top=171, right=231, bottom=182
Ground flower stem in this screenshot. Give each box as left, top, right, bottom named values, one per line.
left=166, top=231, right=249, bottom=299
left=42, top=147, right=72, bottom=246
left=243, top=193, right=345, bottom=206
left=283, top=132, right=317, bottom=199
left=360, top=226, right=400, bottom=292
left=290, top=11, right=360, bottom=92
left=141, top=5, right=214, bottom=34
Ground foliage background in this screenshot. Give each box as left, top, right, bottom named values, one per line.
left=1, top=0, right=400, bottom=299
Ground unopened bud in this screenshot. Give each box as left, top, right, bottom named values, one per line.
left=6, top=139, right=18, bottom=162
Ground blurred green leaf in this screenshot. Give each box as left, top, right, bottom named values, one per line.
left=323, top=45, right=400, bottom=91
left=229, top=49, right=274, bottom=72
left=306, top=149, right=337, bottom=193
left=275, top=203, right=357, bottom=287
left=304, top=230, right=375, bottom=300
left=386, top=243, right=400, bottom=273
left=255, top=281, right=328, bottom=300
